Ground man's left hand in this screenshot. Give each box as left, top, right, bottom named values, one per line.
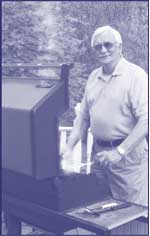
left=96, top=149, right=122, bottom=166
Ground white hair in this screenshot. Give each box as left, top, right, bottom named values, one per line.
left=91, top=25, right=122, bottom=48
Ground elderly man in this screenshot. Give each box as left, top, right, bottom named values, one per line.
left=63, top=25, right=148, bottom=207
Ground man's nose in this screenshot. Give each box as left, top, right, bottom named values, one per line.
left=100, top=45, right=107, bottom=53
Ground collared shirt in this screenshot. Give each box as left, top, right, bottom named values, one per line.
left=78, top=57, right=148, bottom=140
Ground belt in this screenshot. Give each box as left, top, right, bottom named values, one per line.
left=96, top=139, right=124, bottom=147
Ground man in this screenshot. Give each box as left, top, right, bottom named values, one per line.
left=63, top=26, right=148, bottom=206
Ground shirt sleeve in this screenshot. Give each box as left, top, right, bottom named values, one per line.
left=129, top=69, right=148, bottom=121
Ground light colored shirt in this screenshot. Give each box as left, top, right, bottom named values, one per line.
left=73, top=57, right=148, bottom=206
left=79, top=57, right=148, bottom=140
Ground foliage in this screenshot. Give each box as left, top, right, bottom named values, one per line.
left=2, top=1, right=148, bottom=125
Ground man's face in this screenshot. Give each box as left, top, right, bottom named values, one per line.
left=93, top=31, right=122, bottom=65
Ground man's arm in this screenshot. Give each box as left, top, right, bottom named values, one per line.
left=66, top=120, right=89, bottom=150
left=118, top=119, right=148, bottom=155
left=96, top=119, right=148, bottom=166
left=121, top=69, right=148, bottom=155
left=62, top=92, right=90, bottom=159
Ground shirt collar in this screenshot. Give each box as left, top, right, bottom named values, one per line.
left=112, top=57, right=126, bottom=76
left=97, top=57, right=126, bottom=81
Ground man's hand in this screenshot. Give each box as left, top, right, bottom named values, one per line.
left=62, top=145, right=74, bottom=160
left=95, top=149, right=122, bottom=166
left=61, top=145, right=75, bottom=172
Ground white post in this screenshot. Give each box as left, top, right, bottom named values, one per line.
left=73, top=103, right=82, bottom=164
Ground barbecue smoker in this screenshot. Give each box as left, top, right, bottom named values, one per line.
left=2, top=64, right=110, bottom=212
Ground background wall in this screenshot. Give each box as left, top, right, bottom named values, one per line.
left=2, top=1, right=148, bottom=125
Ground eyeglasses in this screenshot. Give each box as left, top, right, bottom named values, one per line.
left=94, top=42, right=118, bottom=51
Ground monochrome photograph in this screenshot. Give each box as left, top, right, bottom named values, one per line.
left=2, top=1, right=148, bottom=235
